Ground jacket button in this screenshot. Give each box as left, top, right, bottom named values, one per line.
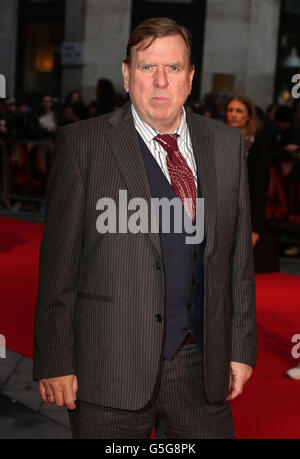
left=193, top=252, right=198, bottom=260
left=156, top=262, right=161, bottom=271
left=191, top=278, right=196, bottom=285
left=155, top=314, right=162, bottom=322
left=187, top=303, right=192, bottom=310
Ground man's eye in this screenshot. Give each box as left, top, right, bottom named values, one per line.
left=169, top=65, right=179, bottom=71
left=142, top=65, right=152, bottom=71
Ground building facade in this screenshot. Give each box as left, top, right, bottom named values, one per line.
left=1, top=0, right=299, bottom=110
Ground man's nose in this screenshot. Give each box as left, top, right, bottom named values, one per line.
left=154, top=67, right=168, bottom=88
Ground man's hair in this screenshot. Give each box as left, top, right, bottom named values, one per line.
left=124, top=17, right=193, bottom=67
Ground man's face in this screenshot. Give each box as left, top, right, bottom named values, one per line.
left=122, top=34, right=194, bottom=132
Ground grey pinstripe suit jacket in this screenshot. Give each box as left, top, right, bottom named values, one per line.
left=33, top=102, right=257, bottom=409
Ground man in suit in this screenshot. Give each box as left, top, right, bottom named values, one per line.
left=33, top=17, right=256, bottom=439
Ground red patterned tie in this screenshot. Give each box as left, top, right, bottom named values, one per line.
left=154, top=134, right=196, bottom=220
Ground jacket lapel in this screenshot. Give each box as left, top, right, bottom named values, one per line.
left=105, top=104, right=217, bottom=260
left=186, top=111, right=217, bottom=260
left=105, top=103, right=162, bottom=258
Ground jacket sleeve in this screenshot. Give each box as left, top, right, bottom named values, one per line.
left=33, top=126, right=85, bottom=380
left=229, top=131, right=257, bottom=367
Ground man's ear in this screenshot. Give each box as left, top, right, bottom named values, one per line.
left=122, top=62, right=130, bottom=93
left=189, top=65, right=195, bottom=94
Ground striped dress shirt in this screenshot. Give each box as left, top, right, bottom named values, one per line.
left=131, top=104, right=198, bottom=189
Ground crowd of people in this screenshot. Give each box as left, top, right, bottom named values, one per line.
left=188, top=91, right=300, bottom=255
left=0, top=80, right=300, bottom=244
left=0, top=78, right=125, bottom=140
left=0, top=79, right=126, bottom=209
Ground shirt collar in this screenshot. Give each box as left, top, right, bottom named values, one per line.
left=131, top=103, right=187, bottom=144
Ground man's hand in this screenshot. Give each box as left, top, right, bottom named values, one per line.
left=226, top=362, right=252, bottom=401
left=39, top=374, right=78, bottom=410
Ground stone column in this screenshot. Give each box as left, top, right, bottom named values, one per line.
left=61, top=0, right=87, bottom=102
left=0, top=0, right=18, bottom=98
left=244, top=0, right=281, bottom=109
left=201, top=0, right=281, bottom=109
left=81, top=0, right=132, bottom=104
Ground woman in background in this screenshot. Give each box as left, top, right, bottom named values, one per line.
left=225, top=94, right=271, bottom=247
left=65, top=91, right=87, bottom=120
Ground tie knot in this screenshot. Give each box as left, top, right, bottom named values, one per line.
left=154, top=134, right=179, bottom=156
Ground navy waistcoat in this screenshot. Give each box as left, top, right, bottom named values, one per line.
left=138, top=134, right=205, bottom=359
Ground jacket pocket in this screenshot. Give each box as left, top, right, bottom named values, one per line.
left=77, top=291, right=112, bottom=302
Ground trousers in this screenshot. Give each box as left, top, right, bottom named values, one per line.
left=68, top=343, right=234, bottom=439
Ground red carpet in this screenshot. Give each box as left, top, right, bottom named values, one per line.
left=0, top=217, right=43, bottom=358
left=0, top=216, right=299, bottom=438
left=231, top=273, right=300, bottom=439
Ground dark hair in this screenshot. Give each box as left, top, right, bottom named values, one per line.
left=202, top=92, right=220, bottom=119
left=274, top=105, right=294, bottom=124
left=266, top=103, right=277, bottom=115
left=65, top=91, right=81, bottom=105
left=124, top=17, right=193, bottom=67
left=41, top=94, right=53, bottom=101
left=255, top=106, right=266, bottom=122
left=97, top=78, right=115, bottom=101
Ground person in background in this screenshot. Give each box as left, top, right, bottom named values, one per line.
left=4, top=98, right=25, bottom=140
left=254, top=106, right=267, bottom=135
left=218, top=91, right=232, bottom=120
left=61, top=105, right=81, bottom=126
left=0, top=98, right=27, bottom=209
left=0, top=100, right=6, bottom=117
left=270, top=105, right=300, bottom=240
left=202, top=92, right=221, bottom=120
left=197, top=105, right=215, bottom=119
left=266, top=103, right=278, bottom=122
left=272, top=105, right=298, bottom=162
left=188, top=99, right=216, bottom=119
left=0, top=105, right=8, bottom=207
left=64, top=91, right=87, bottom=121
left=0, top=113, right=7, bottom=138
left=188, top=99, right=201, bottom=114
left=28, top=94, right=62, bottom=141
left=88, top=78, right=116, bottom=117
left=225, top=94, right=271, bottom=248
left=254, top=105, right=277, bottom=145
left=277, top=83, right=294, bottom=107
left=26, top=95, right=62, bottom=197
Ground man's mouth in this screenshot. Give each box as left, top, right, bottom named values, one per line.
left=152, top=97, right=168, bottom=102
